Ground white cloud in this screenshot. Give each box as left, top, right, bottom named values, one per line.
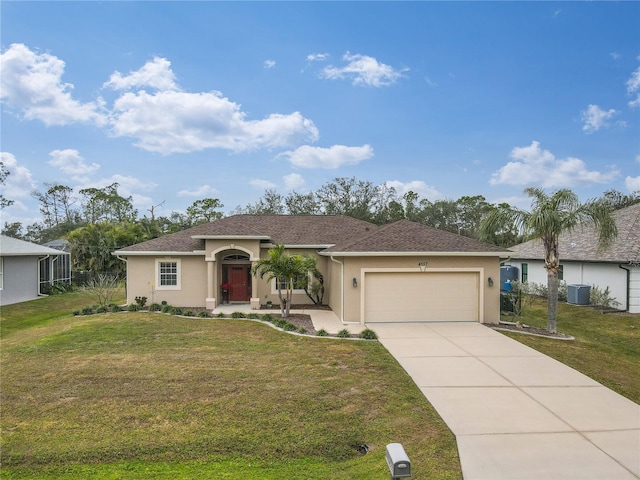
left=490, top=141, right=619, bottom=188
left=264, top=59, right=276, bottom=69
left=0, top=43, right=107, bottom=126
left=384, top=180, right=442, bottom=200
left=48, top=149, right=100, bottom=176
left=250, top=178, right=277, bottom=190
left=109, top=89, right=319, bottom=154
left=627, top=66, right=640, bottom=108
left=104, top=57, right=179, bottom=91
left=307, top=53, right=329, bottom=62
left=625, top=176, right=640, bottom=192
left=278, top=144, right=373, bottom=169
left=283, top=173, right=305, bottom=191
left=321, top=52, right=407, bottom=87
left=177, top=184, right=219, bottom=197
left=610, top=52, right=622, bottom=61
left=581, top=104, right=618, bottom=133
left=0, top=152, right=36, bottom=199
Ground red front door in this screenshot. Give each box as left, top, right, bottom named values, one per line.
left=228, top=265, right=249, bottom=301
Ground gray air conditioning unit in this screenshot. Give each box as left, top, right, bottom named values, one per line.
left=567, top=284, right=590, bottom=305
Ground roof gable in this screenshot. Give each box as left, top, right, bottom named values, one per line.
left=509, top=203, right=640, bottom=263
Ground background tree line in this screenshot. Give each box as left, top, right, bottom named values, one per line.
left=1, top=164, right=638, bottom=278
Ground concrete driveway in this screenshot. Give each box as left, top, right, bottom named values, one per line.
left=371, top=322, right=640, bottom=480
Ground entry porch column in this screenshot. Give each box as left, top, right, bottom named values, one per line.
left=205, top=256, right=217, bottom=310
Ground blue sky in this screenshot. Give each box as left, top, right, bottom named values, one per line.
left=2, top=1, right=639, bottom=227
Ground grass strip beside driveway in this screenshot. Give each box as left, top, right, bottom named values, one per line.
left=1, top=311, right=461, bottom=479
left=501, top=299, right=640, bottom=404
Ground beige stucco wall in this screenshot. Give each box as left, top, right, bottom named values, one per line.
left=125, top=255, right=207, bottom=307
left=254, top=247, right=330, bottom=307
left=331, top=255, right=501, bottom=324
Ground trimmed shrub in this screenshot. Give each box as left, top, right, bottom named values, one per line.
left=81, top=306, right=94, bottom=315
left=170, top=307, right=183, bottom=316
left=149, top=303, right=162, bottom=312
left=110, top=304, right=122, bottom=313
left=183, top=310, right=194, bottom=317
left=96, top=305, right=108, bottom=314
left=247, top=313, right=260, bottom=319
left=127, top=303, right=140, bottom=312
left=298, top=327, right=308, bottom=334
left=283, top=323, right=297, bottom=331
left=261, top=314, right=274, bottom=322
left=161, top=305, right=171, bottom=314
left=198, top=311, right=210, bottom=318
left=337, top=329, right=352, bottom=338
left=73, top=310, right=80, bottom=316
left=231, top=311, right=246, bottom=319
left=216, top=312, right=226, bottom=318
left=359, top=328, right=378, bottom=340
left=316, top=328, right=329, bottom=337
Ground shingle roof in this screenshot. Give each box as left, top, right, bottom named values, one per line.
left=323, top=219, right=510, bottom=254
left=116, top=215, right=377, bottom=253
left=509, top=203, right=640, bottom=263
left=0, top=235, right=70, bottom=256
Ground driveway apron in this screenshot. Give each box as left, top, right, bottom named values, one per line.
left=372, top=322, right=640, bottom=480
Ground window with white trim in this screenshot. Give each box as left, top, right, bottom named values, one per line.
left=272, top=275, right=307, bottom=293
left=156, top=259, right=181, bottom=290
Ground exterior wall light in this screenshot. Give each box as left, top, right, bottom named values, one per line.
left=488, top=277, right=494, bottom=287
left=353, top=277, right=358, bottom=287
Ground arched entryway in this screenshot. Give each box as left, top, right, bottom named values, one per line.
left=221, top=254, right=252, bottom=303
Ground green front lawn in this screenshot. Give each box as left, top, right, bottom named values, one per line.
left=0, top=295, right=461, bottom=479
left=501, top=299, right=640, bottom=403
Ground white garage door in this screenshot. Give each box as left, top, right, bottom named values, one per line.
left=364, top=271, right=480, bottom=322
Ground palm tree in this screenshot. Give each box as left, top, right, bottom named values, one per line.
left=252, top=244, right=307, bottom=318
left=479, top=188, right=617, bottom=333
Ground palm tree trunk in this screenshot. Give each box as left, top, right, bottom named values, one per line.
left=547, top=270, right=558, bottom=334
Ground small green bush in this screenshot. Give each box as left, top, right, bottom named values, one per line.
left=81, top=306, right=94, bottom=315
left=73, top=310, right=80, bottom=316
left=231, top=311, right=246, bottom=319
left=337, top=329, right=352, bottom=338
left=298, top=327, right=308, bottom=334
left=183, top=310, right=194, bottom=317
left=247, top=313, right=259, bottom=319
left=110, top=304, right=122, bottom=313
left=198, top=311, right=210, bottom=318
left=283, top=323, right=297, bottom=331
left=317, top=328, right=329, bottom=337
left=149, top=303, right=162, bottom=312
left=161, top=300, right=168, bottom=305
left=96, top=305, right=108, bottom=314
left=216, top=312, right=226, bottom=318
left=359, top=328, right=378, bottom=340
left=170, top=307, right=183, bottom=316
left=161, top=305, right=171, bottom=313
left=261, top=314, right=273, bottom=322
left=127, top=303, right=140, bottom=312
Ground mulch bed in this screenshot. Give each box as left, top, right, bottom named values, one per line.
left=487, top=322, right=574, bottom=340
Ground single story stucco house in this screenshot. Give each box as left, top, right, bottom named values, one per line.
left=114, top=215, right=510, bottom=325
left=506, top=203, right=640, bottom=313
left=0, top=235, right=71, bottom=306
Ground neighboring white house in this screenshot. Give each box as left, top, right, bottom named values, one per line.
left=0, top=235, right=71, bottom=306
left=507, top=203, right=640, bottom=313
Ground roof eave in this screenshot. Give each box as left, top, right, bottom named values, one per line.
left=113, top=250, right=206, bottom=256
left=319, top=250, right=510, bottom=257
left=191, top=235, right=270, bottom=240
